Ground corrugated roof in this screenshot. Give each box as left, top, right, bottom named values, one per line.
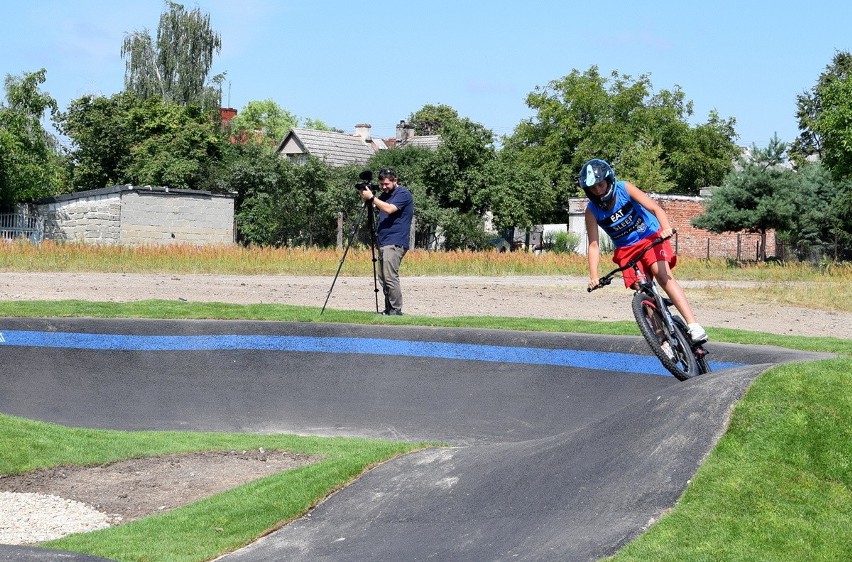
left=277, top=128, right=375, bottom=167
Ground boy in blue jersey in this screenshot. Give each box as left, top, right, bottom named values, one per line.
left=359, top=167, right=414, bottom=315
left=581, top=159, right=707, bottom=343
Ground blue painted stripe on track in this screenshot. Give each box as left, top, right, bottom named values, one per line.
left=0, top=330, right=743, bottom=377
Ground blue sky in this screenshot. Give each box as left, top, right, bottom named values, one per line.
left=3, top=0, right=850, bottom=148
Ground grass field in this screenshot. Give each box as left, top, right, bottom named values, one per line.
left=1, top=242, right=850, bottom=561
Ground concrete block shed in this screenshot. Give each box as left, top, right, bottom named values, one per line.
left=35, top=185, right=235, bottom=246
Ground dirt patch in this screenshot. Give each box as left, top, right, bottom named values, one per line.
left=0, top=449, right=319, bottom=524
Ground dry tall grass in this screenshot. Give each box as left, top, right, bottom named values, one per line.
left=2, top=240, right=851, bottom=281
left=2, top=240, right=851, bottom=312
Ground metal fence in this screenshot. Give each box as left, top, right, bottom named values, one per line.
left=0, top=213, right=43, bottom=243
left=775, top=242, right=852, bottom=264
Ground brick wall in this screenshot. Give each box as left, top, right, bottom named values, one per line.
left=568, top=195, right=776, bottom=260
left=656, top=195, right=776, bottom=260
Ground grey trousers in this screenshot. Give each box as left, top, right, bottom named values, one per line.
left=378, top=244, right=407, bottom=313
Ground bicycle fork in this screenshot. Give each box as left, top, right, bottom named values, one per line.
left=640, top=278, right=710, bottom=367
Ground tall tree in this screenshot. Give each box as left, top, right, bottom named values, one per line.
left=228, top=99, right=298, bottom=146
left=812, top=70, right=852, bottom=179
left=56, top=92, right=139, bottom=189
left=692, top=136, right=797, bottom=260
left=409, top=104, right=459, bottom=135
left=0, top=69, right=65, bottom=209
left=57, top=91, right=227, bottom=192
left=782, top=162, right=852, bottom=261
left=505, top=66, right=738, bottom=210
left=123, top=96, right=225, bottom=190
left=790, top=50, right=852, bottom=171
left=121, top=2, right=223, bottom=109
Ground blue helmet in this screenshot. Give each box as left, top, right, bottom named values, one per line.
left=578, top=159, right=616, bottom=206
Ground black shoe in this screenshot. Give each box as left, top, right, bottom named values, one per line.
left=383, top=310, right=403, bottom=316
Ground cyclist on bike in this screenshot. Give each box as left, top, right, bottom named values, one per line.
left=580, top=158, right=708, bottom=343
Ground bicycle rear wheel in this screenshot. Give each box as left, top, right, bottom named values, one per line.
left=631, top=292, right=699, bottom=380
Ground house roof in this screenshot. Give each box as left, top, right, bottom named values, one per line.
left=398, top=135, right=442, bottom=150
left=277, top=128, right=375, bottom=167
left=35, top=184, right=234, bottom=204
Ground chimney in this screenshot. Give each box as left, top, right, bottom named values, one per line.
left=396, top=120, right=414, bottom=143
left=354, top=123, right=372, bottom=142
left=219, top=107, right=237, bottom=125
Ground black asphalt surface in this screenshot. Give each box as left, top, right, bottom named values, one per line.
left=0, top=317, right=832, bottom=561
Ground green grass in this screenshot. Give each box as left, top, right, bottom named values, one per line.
left=2, top=299, right=850, bottom=562
left=609, top=357, right=852, bottom=561
left=1, top=413, right=434, bottom=562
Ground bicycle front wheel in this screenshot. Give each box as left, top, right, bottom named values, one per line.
left=631, top=292, right=699, bottom=381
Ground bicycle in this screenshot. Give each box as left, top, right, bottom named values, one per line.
left=588, top=234, right=711, bottom=381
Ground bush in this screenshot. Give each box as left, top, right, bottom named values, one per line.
left=549, top=231, right=581, bottom=254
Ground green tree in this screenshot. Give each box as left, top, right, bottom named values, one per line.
left=58, top=92, right=227, bottom=191
left=613, top=133, right=675, bottom=193
left=812, top=72, right=852, bottom=179
left=782, top=162, right=852, bottom=261
left=56, top=92, right=139, bottom=189
left=228, top=99, right=298, bottom=146
left=234, top=155, right=337, bottom=246
left=301, top=117, right=333, bottom=131
left=0, top=69, right=65, bottom=209
left=121, top=1, right=223, bottom=109
left=505, top=66, right=738, bottom=213
left=790, top=50, right=852, bottom=171
left=692, top=136, right=797, bottom=260
left=408, top=104, right=459, bottom=135
left=123, top=96, right=225, bottom=190
left=408, top=111, right=501, bottom=249
left=476, top=149, right=555, bottom=234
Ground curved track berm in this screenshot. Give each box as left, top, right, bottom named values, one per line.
left=0, top=318, right=831, bottom=561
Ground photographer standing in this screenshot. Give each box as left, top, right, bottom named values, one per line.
left=359, top=168, right=414, bottom=315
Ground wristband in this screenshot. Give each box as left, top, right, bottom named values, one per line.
left=369, top=195, right=376, bottom=203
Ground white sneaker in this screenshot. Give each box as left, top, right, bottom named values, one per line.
left=688, top=323, right=708, bottom=343
left=660, top=341, right=675, bottom=359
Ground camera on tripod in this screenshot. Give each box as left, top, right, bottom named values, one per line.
left=355, top=170, right=378, bottom=194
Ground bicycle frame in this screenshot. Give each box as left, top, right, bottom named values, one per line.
left=589, top=234, right=709, bottom=379
left=586, top=234, right=669, bottom=293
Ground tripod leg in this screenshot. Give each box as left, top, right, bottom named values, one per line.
left=321, top=202, right=368, bottom=314
left=367, top=204, right=381, bottom=313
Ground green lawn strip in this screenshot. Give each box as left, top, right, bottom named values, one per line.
left=0, top=414, right=434, bottom=561
left=609, top=357, right=852, bottom=561
left=44, top=453, right=418, bottom=562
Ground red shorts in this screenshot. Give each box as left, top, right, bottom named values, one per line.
left=612, top=234, right=676, bottom=288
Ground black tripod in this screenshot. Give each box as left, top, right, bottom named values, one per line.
left=321, top=198, right=381, bottom=314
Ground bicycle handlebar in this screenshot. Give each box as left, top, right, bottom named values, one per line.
left=587, top=231, right=675, bottom=292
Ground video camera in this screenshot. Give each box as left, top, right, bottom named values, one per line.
left=355, top=170, right=378, bottom=193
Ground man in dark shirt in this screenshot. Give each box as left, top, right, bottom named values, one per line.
left=359, top=168, right=414, bottom=315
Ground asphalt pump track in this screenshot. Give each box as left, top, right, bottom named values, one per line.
left=0, top=318, right=832, bottom=561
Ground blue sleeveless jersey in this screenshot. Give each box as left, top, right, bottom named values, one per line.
left=586, top=181, right=660, bottom=248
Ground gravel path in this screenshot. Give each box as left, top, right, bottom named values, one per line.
left=0, top=492, right=113, bottom=545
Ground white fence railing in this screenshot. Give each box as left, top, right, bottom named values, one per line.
left=0, top=213, right=43, bottom=243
